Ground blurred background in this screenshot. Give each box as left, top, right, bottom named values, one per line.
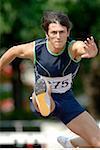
left=0, top=0, right=100, bottom=148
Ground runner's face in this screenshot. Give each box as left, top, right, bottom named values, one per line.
left=47, top=23, right=70, bottom=53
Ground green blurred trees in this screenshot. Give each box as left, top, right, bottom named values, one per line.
left=0, top=0, right=47, bottom=49
left=0, top=0, right=100, bottom=49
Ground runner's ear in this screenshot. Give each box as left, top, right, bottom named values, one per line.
left=46, top=34, right=49, bottom=40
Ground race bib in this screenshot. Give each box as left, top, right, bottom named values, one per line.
left=43, top=74, right=72, bottom=93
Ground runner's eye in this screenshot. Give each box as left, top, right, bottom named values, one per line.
left=60, top=31, right=64, bottom=34
left=52, top=31, right=57, bottom=34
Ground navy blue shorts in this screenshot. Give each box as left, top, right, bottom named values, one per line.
left=30, top=90, right=85, bottom=124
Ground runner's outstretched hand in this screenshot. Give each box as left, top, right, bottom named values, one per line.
left=81, top=36, right=98, bottom=58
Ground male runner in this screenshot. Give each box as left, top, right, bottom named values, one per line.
left=0, top=11, right=100, bottom=147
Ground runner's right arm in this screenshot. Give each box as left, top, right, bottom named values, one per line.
left=0, top=42, right=35, bottom=71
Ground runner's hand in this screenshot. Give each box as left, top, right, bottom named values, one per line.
left=81, top=36, right=98, bottom=58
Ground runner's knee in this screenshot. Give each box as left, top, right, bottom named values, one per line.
left=50, top=96, right=55, bottom=113
left=32, top=93, right=40, bottom=112
left=90, top=135, right=100, bottom=148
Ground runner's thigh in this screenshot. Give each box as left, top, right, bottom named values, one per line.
left=67, top=111, right=100, bottom=143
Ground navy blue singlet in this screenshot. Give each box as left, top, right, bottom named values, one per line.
left=34, top=38, right=80, bottom=78
left=30, top=38, right=85, bottom=124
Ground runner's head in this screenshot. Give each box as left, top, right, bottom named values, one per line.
left=41, top=10, right=72, bottom=34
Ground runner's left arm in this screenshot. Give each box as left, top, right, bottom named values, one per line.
left=68, top=36, right=98, bottom=62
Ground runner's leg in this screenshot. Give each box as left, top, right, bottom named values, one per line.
left=67, top=111, right=100, bottom=147
left=32, top=91, right=55, bottom=114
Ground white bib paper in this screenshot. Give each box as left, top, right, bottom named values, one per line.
left=43, top=73, right=72, bottom=93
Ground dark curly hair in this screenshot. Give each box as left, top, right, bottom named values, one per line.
left=41, top=10, right=72, bottom=34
